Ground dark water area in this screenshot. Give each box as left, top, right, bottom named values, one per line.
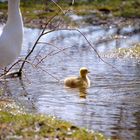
left=0, top=24, right=140, bottom=140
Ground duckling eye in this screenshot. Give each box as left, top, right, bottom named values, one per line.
left=82, top=70, right=88, bottom=73
left=85, top=70, right=88, bottom=73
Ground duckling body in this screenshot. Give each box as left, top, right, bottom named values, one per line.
left=64, top=67, right=90, bottom=88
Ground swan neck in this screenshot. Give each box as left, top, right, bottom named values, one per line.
left=8, top=0, right=21, bottom=21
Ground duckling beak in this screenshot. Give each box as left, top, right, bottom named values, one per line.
left=87, top=70, right=90, bottom=73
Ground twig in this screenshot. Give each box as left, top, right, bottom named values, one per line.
left=37, top=42, right=73, bottom=59
left=51, top=0, right=65, bottom=14
left=18, top=14, right=59, bottom=73
left=0, top=59, right=35, bottom=79
left=35, top=50, right=55, bottom=66
left=0, top=59, right=22, bottom=78
left=43, top=28, right=121, bottom=73
left=4, top=1, right=121, bottom=79
left=35, top=46, right=73, bottom=67
left=37, top=66, right=60, bottom=82
left=73, top=29, right=121, bottom=74
left=72, top=0, right=75, bottom=5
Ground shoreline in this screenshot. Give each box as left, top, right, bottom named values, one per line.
left=0, top=0, right=140, bottom=29
left=0, top=14, right=140, bottom=29
left=0, top=98, right=107, bottom=140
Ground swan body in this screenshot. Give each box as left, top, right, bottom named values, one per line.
left=0, top=0, right=23, bottom=68
left=64, top=67, right=90, bottom=88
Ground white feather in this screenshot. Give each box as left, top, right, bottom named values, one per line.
left=0, top=0, right=23, bottom=68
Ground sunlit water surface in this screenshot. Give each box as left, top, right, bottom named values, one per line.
left=0, top=24, right=140, bottom=140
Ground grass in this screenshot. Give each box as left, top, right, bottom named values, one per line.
left=103, top=43, right=140, bottom=59
left=54, top=0, right=140, bottom=18
left=0, top=0, right=140, bottom=28
left=0, top=99, right=107, bottom=140
left=115, top=43, right=140, bottom=59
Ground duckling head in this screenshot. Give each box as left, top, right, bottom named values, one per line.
left=79, top=67, right=90, bottom=78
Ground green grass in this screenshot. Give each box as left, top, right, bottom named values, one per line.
left=70, top=0, right=140, bottom=18
left=115, top=43, right=140, bottom=58
left=0, top=0, right=140, bottom=28
left=103, top=43, right=140, bottom=59
left=0, top=100, right=107, bottom=140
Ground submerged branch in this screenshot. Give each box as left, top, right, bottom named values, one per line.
left=0, top=60, right=34, bottom=79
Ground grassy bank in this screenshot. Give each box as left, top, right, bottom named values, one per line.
left=0, top=99, right=107, bottom=140
left=0, top=0, right=140, bottom=28
left=114, top=43, right=140, bottom=59
left=102, top=43, right=140, bottom=59
left=69, top=0, right=140, bottom=18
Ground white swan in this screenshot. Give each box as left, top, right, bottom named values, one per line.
left=0, top=0, right=23, bottom=69
left=64, top=67, right=90, bottom=88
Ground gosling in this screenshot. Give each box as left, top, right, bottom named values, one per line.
left=64, top=67, right=90, bottom=88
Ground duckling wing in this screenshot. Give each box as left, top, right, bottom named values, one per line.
left=64, top=77, right=81, bottom=88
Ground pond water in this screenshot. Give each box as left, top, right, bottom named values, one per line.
left=0, top=24, right=140, bottom=140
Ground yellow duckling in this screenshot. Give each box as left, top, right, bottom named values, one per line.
left=64, top=67, right=90, bottom=88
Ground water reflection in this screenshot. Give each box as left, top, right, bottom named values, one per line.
left=65, top=87, right=88, bottom=99
left=79, top=88, right=88, bottom=99
left=0, top=24, right=140, bottom=140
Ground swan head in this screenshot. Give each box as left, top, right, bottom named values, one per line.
left=79, top=67, right=90, bottom=78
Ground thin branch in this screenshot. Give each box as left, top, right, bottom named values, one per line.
left=18, top=14, right=59, bottom=73
left=35, top=50, right=55, bottom=66
left=73, top=29, right=122, bottom=73
left=7, top=1, right=121, bottom=78
left=51, top=0, right=65, bottom=14
left=0, top=59, right=35, bottom=79
left=37, top=42, right=73, bottom=59
left=72, top=0, right=75, bottom=5
left=42, top=28, right=121, bottom=73
left=37, top=66, right=60, bottom=82
left=35, top=46, right=72, bottom=67
left=0, top=59, right=22, bottom=78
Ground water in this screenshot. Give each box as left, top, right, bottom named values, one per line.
left=0, top=24, right=140, bottom=140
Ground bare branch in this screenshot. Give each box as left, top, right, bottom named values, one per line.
left=51, top=0, right=65, bottom=14
left=0, top=59, right=35, bottom=79
left=2, top=1, right=121, bottom=80
left=42, top=28, right=121, bottom=73
left=72, top=0, right=75, bottom=5
left=37, top=42, right=73, bottom=59
left=37, top=66, right=60, bottom=82
left=18, top=14, right=59, bottom=73
left=35, top=50, right=55, bottom=66
left=35, top=45, right=73, bottom=67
